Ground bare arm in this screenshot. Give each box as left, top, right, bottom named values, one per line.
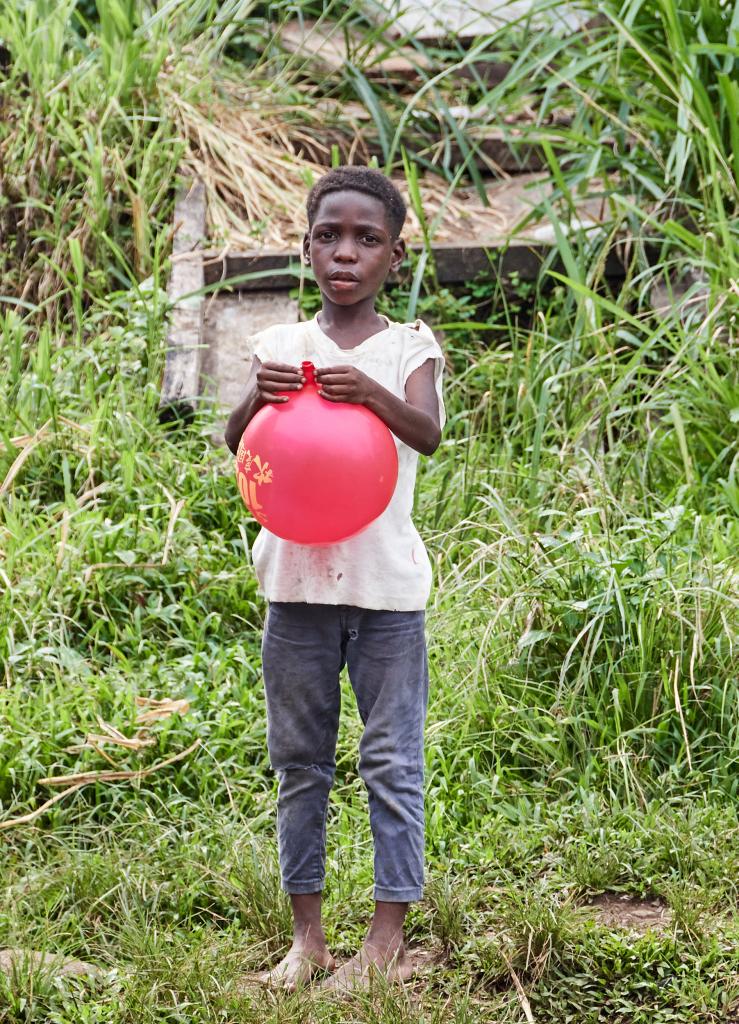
left=224, top=357, right=304, bottom=455
left=314, top=359, right=441, bottom=456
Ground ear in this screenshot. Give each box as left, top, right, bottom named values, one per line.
left=302, top=233, right=311, bottom=265
left=389, top=237, right=406, bottom=274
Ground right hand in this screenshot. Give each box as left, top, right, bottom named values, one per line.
left=256, top=362, right=305, bottom=404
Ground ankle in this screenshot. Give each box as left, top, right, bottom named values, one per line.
left=292, top=923, right=327, bottom=950
left=365, top=927, right=405, bottom=957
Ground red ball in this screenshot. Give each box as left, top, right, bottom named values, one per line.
left=235, top=361, right=398, bottom=545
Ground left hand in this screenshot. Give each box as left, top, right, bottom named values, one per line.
left=314, top=365, right=376, bottom=405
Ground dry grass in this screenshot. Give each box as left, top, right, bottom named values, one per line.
left=163, top=71, right=527, bottom=251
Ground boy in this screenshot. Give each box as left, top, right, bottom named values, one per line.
left=225, top=166, right=444, bottom=992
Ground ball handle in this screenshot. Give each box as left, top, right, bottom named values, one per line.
left=301, top=360, right=316, bottom=387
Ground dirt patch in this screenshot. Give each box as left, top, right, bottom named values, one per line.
left=585, top=894, right=670, bottom=934
left=407, top=946, right=437, bottom=970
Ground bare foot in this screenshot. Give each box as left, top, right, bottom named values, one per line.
left=320, top=941, right=415, bottom=994
left=256, top=944, right=335, bottom=991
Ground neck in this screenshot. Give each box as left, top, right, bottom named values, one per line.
left=318, top=295, right=382, bottom=334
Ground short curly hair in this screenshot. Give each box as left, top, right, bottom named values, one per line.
left=306, top=166, right=407, bottom=239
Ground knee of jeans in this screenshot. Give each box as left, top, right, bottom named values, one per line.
left=359, top=761, right=423, bottom=827
left=267, top=730, right=331, bottom=772
left=359, top=747, right=421, bottom=792
left=266, top=741, right=331, bottom=770
left=274, top=761, right=335, bottom=785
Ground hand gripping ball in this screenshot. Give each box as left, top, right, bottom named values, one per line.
left=235, top=361, right=398, bottom=545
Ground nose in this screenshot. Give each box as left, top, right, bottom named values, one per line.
left=334, top=235, right=358, bottom=262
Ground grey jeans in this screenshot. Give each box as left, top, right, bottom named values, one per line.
left=261, top=602, right=429, bottom=903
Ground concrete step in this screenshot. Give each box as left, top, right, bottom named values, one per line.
left=200, top=291, right=299, bottom=443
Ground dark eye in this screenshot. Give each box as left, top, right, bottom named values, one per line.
left=362, top=234, right=379, bottom=244
left=317, top=230, right=335, bottom=241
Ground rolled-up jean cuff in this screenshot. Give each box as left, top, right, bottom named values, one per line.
left=282, top=878, right=325, bottom=895
left=374, top=886, right=423, bottom=903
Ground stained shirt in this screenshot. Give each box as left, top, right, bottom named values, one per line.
left=247, top=314, right=445, bottom=611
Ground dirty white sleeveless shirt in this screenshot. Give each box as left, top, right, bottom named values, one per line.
left=248, top=314, right=445, bottom=611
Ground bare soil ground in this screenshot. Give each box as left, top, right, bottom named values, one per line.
left=585, top=893, right=670, bottom=934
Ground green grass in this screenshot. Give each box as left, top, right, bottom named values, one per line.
left=1, top=0, right=738, bottom=1020
left=2, top=798, right=739, bottom=1022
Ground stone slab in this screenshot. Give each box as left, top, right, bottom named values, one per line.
left=370, top=0, right=589, bottom=40
left=0, top=948, right=100, bottom=980
left=279, top=18, right=430, bottom=78
left=200, top=291, right=299, bottom=441
left=159, top=180, right=207, bottom=422
left=201, top=174, right=624, bottom=289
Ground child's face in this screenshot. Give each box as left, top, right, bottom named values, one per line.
left=304, top=190, right=405, bottom=307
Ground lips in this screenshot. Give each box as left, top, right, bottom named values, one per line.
left=329, top=272, right=359, bottom=282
